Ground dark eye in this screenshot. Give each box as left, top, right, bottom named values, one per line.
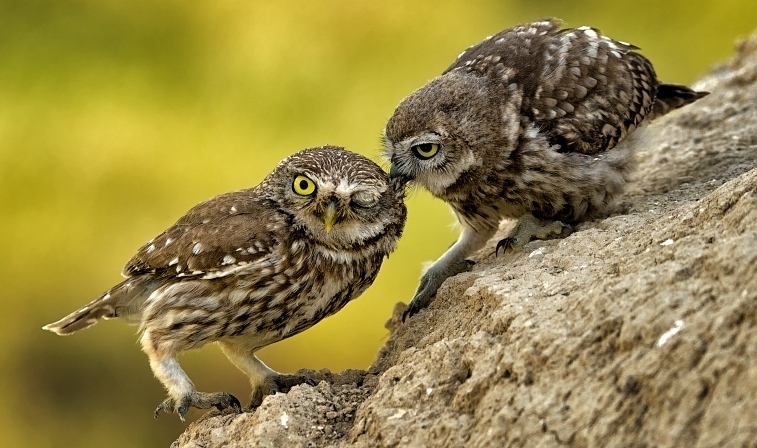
left=411, top=143, right=440, bottom=160
left=293, top=175, right=316, bottom=196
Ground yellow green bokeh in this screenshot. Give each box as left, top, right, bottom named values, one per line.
left=1, top=0, right=753, bottom=446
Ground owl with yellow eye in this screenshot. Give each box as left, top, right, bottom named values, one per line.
left=43, top=146, right=407, bottom=421
left=385, top=19, right=707, bottom=320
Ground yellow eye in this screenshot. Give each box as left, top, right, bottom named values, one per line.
left=411, top=143, right=439, bottom=160
left=293, top=175, right=316, bottom=196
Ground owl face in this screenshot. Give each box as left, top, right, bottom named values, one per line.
left=266, top=147, right=405, bottom=247
left=383, top=73, right=504, bottom=197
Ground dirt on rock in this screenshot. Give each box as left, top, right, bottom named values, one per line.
left=174, top=30, right=757, bottom=448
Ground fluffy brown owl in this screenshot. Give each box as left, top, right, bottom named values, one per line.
left=43, top=146, right=407, bottom=421
left=384, top=19, right=707, bottom=319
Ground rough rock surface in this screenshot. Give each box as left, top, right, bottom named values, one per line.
left=174, top=31, right=757, bottom=448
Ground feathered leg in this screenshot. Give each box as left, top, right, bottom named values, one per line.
left=143, top=330, right=241, bottom=421
left=403, top=224, right=493, bottom=320
left=219, top=340, right=316, bottom=408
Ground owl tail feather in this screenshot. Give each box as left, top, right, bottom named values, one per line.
left=42, top=276, right=157, bottom=336
left=650, top=84, right=709, bottom=120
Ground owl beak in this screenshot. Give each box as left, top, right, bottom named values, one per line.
left=389, top=163, right=409, bottom=180
left=389, top=163, right=414, bottom=183
left=322, top=200, right=338, bottom=232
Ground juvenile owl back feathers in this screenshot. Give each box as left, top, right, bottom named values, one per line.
left=385, top=19, right=708, bottom=319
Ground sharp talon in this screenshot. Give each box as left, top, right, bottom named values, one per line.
left=154, top=392, right=240, bottom=421
left=402, top=296, right=426, bottom=322
left=401, top=306, right=411, bottom=323
left=213, top=392, right=241, bottom=412
left=229, top=395, right=242, bottom=413
left=154, top=398, right=173, bottom=420
left=177, top=405, right=189, bottom=421
left=495, top=238, right=513, bottom=256
left=402, top=299, right=422, bottom=322
left=249, top=374, right=318, bottom=409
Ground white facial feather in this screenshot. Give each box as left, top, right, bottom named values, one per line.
left=393, top=139, right=478, bottom=197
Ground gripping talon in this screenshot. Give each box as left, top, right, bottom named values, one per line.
left=154, top=391, right=241, bottom=421
left=249, top=373, right=316, bottom=408
left=154, top=399, right=173, bottom=420
left=402, top=255, right=475, bottom=321
left=217, top=393, right=242, bottom=412
left=402, top=306, right=412, bottom=322
left=495, top=238, right=517, bottom=256
left=496, top=218, right=573, bottom=257
left=177, top=402, right=189, bottom=422
left=403, top=286, right=436, bottom=321
left=402, top=301, right=426, bottom=321
left=402, top=299, right=427, bottom=322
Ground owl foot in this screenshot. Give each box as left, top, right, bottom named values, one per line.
left=403, top=258, right=475, bottom=321
left=495, top=237, right=519, bottom=256
left=249, top=372, right=317, bottom=408
left=154, top=391, right=242, bottom=422
left=495, top=216, right=572, bottom=256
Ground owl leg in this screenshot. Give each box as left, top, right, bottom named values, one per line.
left=495, top=214, right=572, bottom=255
left=404, top=224, right=495, bottom=321
left=142, top=331, right=242, bottom=421
left=219, top=340, right=317, bottom=408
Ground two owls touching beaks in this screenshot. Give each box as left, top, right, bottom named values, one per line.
left=44, top=19, right=707, bottom=420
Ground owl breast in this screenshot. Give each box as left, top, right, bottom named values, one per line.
left=210, top=241, right=385, bottom=349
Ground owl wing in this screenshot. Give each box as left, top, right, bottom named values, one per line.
left=123, top=189, right=284, bottom=278
left=445, top=19, right=657, bottom=155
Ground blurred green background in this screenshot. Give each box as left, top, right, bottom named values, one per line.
left=1, top=0, right=754, bottom=445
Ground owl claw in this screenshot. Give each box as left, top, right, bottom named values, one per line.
left=402, top=292, right=434, bottom=322
left=154, top=398, right=176, bottom=420
left=495, top=237, right=518, bottom=256
left=496, top=218, right=573, bottom=257
left=402, top=272, right=439, bottom=321
left=249, top=373, right=317, bottom=408
left=403, top=257, right=474, bottom=321
left=154, top=391, right=242, bottom=422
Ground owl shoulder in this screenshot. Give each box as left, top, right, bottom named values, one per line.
left=123, top=190, right=287, bottom=278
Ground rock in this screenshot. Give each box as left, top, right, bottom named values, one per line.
left=174, top=30, right=757, bottom=448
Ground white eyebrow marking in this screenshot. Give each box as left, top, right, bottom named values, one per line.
left=336, top=178, right=360, bottom=195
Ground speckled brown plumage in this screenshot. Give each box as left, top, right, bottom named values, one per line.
left=44, top=146, right=407, bottom=420
left=384, top=19, right=707, bottom=319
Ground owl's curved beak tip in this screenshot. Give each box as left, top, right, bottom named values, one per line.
left=389, top=163, right=411, bottom=181
left=322, top=201, right=337, bottom=232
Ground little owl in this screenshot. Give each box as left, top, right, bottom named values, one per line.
left=44, top=146, right=407, bottom=421
left=384, top=19, right=707, bottom=319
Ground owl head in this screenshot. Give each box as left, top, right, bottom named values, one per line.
left=383, top=72, right=510, bottom=197
left=265, top=146, right=407, bottom=248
